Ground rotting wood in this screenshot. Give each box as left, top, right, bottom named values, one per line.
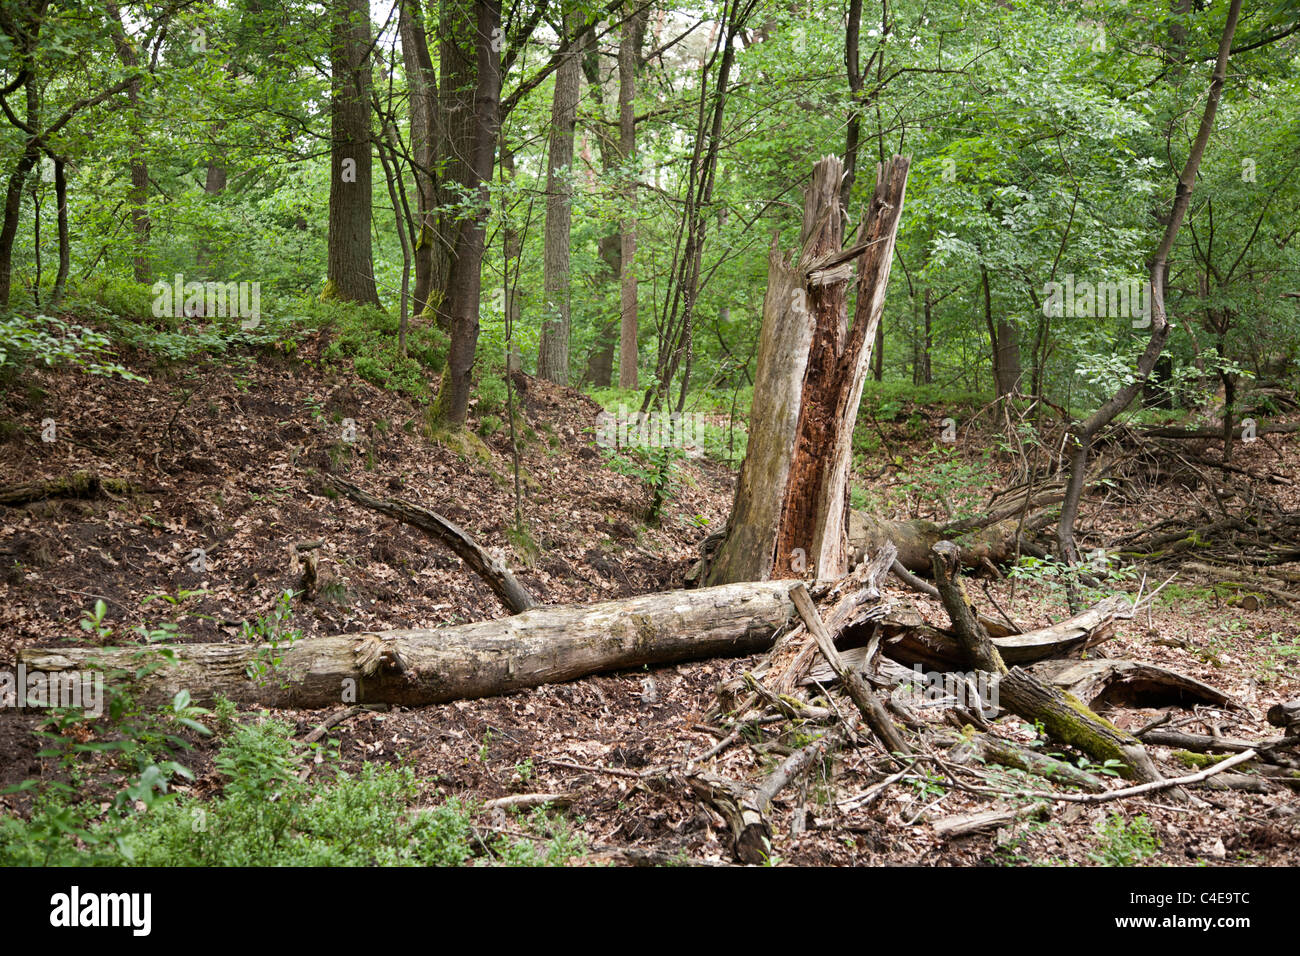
left=707, top=155, right=909, bottom=584
left=927, top=540, right=1162, bottom=782
left=1026, top=658, right=1232, bottom=711
left=17, top=580, right=800, bottom=709
left=0, top=470, right=138, bottom=507
left=791, top=582, right=911, bottom=757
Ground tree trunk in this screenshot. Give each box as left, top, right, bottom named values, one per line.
left=49, top=156, right=68, bottom=305
left=325, top=0, right=381, bottom=305
left=708, top=156, right=909, bottom=584
left=537, top=23, right=586, bottom=385
left=430, top=0, right=501, bottom=428
left=18, top=581, right=799, bottom=709
left=1056, top=0, right=1242, bottom=563
left=399, top=0, right=439, bottom=317
left=982, top=265, right=1020, bottom=397
left=617, top=3, right=645, bottom=389
left=106, top=2, right=151, bottom=283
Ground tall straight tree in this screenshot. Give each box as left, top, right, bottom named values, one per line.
left=326, top=0, right=381, bottom=305
left=398, top=0, right=439, bottom=317
left=430, top=0, right=501, bottom=427
left=537, top=15, right=587, bottom=385
left=617, top=1, right=645, bottom=389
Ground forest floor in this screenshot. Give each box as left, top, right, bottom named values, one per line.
left=2, top=330, right=1298, bottom=866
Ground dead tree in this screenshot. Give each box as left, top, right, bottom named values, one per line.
left=707, top=154, right=910, bottom=585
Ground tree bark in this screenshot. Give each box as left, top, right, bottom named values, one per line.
left=430, top=0, right=502, bottom=428
left=398, top=0, right=439, bottom=317
left=710, top=157, right=909, bottom=586
left=325, top=0, right=381, bottom=305
left=617, top=3, right=645, bottom=389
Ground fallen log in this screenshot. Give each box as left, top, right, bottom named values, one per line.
left=930, top=803, right=1050, bottom=839
left=880, top=595, right=1124, bottom=670
left=938, top=731, right=1108, bottom=792
left=1027, top=658, right=1232, bottom=710
left=848, top=511, right=1048, bottom=575
left=1140, top=423, right=1299, bottom=439
left=0, top=470, right=137, bottom=507
left=1268, top=699, right=1300, bottom=734
left=324, top=474, right=537, bottom=613
left=16, top=581, right=799, bottom=709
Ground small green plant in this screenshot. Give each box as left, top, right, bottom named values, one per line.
left=243, top=591, right=304, bottom=687
left=1087, top=813, right=1159, bottom=866
left=1008, top=551, right=1136, bottom=605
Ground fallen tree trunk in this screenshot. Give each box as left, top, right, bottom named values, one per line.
left=878, top=594, right=1124, bottom=671
left=848, top=510, right=1049, bottom=574
left=1026, top=658, right=1233, bottom=711
left=1140, top=423, right=1299, bottom=439
left=1268, top=699, right=1300, bottom=734
left=17, top=581, right=799, bottom=709
left=0, top=470, right=137, bottom=507
left=324, top=474, right=537, bottom=613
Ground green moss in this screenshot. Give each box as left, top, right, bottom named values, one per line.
left=1172, top=750, right=1219, bottom=769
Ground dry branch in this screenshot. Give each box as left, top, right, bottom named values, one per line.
left=324, top=474, right=537, bottom=613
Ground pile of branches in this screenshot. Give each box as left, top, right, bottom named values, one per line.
left=681, top=541, right=1299, bottom=864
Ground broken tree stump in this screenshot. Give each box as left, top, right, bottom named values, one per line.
left=707, top=154, right=909, bottom=584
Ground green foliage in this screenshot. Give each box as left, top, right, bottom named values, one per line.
left=242, top=590, right=304, bottom=687
left=1, top=718, right=480, bottom=867
left=1087, top=813, right=1160, bottom=866
left=0, top=312, right=144, bottom=383
left=1008, top=551, right=1137, bottom=604
left=305, top=297, right=447, bottom=399
left=489, top=807, right=588, bottom=867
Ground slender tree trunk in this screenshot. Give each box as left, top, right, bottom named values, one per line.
left=921, top=286, right=932, bottom=384
left=106, top=2, right=150, bottom=283
left=617, top=3, right=645, bottom=389
left=1057, top=0, right=1243, bottom=563
left=840, top=0, right=863, bottom=211
left=326, top=0, right=381, bottom=305
left=0, top=60, right=40, bottom=310
left=537, top=23, right=586, bottom=385
left=399, top=0, right=439, bottom=317
left=50, top=156, right=68, bottom=305
left=434, top=0, right=478, bottom=330
left=430, top=0, right=502, bottom=428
